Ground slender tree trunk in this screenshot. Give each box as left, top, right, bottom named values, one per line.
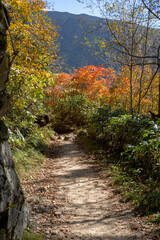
left=158, top=71, right=160, bottom=115
left=150, top=78, right=154, bottom=111
left=158, top=45, right=160, bottom=116
left=129, top=65, right=133, bottom=115
left=130, top=21, right=134, bottom=116
left=138, top=13, right=150, bottom=113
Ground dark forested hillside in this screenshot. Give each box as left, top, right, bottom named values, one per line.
left=46, top=11, right=111, bottom=72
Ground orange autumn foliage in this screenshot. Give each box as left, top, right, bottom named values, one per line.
left=110, top=66, right=159, bottom=113
left=46, top=64, right=159, bottom=115
left=72, top=66, right=116, bottom=101
left=46, top=66, right=117, bottom=104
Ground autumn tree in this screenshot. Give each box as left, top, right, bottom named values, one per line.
left=78, top=0, right=160, bottom=115
left=3, top=0, right=59, bottom=118
left=140, top=0, right=160, bottom=118
left=111, top=65, right=159, bottom=113
left=46, top=66, right=116, bottom=104
left=1, top=0, right=60, bottom=141
left=46, top=65, right=116, bottom=127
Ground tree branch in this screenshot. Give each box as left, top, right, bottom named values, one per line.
left=142, top=0, right=160, bottom=20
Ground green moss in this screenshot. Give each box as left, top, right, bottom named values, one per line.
left=13, top=146, right=45, bottom=178
left=22, top=230, right=44, bottom=240
left=1, top=202, right=15, bottom=214
left=9, top=203, right=15, bottom=209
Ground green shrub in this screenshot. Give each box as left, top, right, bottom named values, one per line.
left=51, top=94, right=95, bottom=129
left=86, top=106, right=160, bottom=186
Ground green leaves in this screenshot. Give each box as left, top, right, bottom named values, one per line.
left=86, top=106, right=160, bottom=182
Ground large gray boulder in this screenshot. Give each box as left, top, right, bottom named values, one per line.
left=0, top=2, right=29, bottom=239
left=0, top=139, right=28, bottom=240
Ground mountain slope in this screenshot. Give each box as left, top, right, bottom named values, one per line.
left=46, top=11, right=111, bottom=72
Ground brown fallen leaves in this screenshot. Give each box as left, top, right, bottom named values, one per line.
left=20, top=137, right=159, bottom=240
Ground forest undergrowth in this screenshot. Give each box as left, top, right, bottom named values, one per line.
left=6, top=77, right=160, bottom=239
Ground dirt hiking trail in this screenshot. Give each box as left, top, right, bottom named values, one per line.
left=23, top=134, right=158, bottom=240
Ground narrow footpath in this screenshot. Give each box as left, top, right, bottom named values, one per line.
left=22, top=134, right=158, bottom=240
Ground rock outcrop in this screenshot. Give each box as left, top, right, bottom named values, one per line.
left=0, top=2, right=28, bottom=239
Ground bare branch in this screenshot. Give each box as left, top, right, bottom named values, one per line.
left=142, top=0, right=160, bottom=20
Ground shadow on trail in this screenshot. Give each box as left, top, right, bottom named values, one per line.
left=48, top=142, right=81, bottom=159
left=57, top=167, right=96, bottom=179
left=62, top=210, right=135, bottom=225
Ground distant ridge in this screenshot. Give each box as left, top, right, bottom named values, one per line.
left=46, top=11, right=111, bottom=72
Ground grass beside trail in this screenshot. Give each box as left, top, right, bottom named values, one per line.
left=22, top=229, right=44, bottom=240
left=12, top=127, right=55, bottom=240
